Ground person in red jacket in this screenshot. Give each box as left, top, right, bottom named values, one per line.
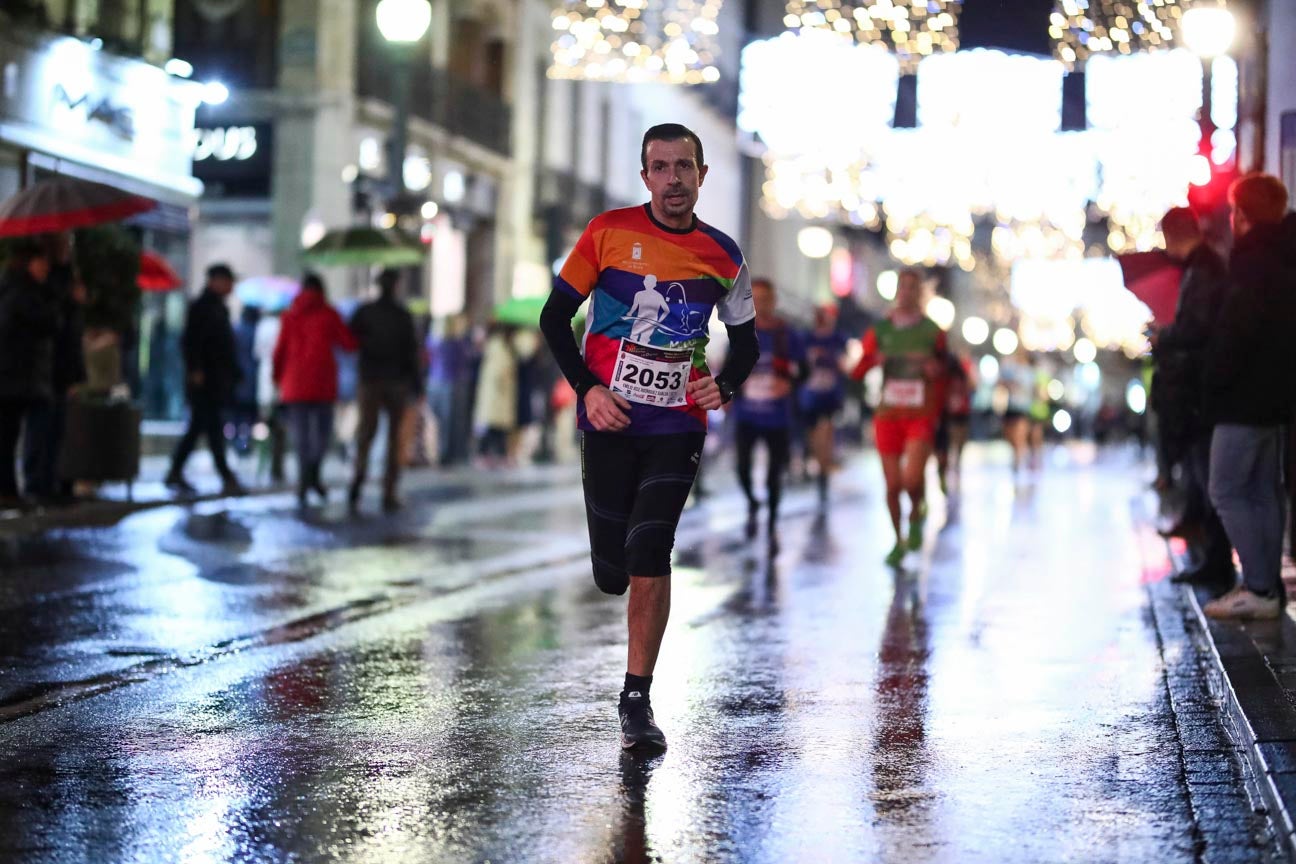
left=273, top=273, right=358, bottom=506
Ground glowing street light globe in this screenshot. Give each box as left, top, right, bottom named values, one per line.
left=797, top=226, right=834, bottom=259
left=377, top=0, right=432, bottom=44
left=961, top=316, right=989, bottom=346
left=992, top=328, right=1019, bottom=356
left=1181, top=6, right=1235, bottom=57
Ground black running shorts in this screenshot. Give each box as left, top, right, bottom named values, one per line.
left=580, top=430, right=705, bottom=594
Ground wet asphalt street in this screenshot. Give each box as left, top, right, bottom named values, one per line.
left=0, top=445, right=1284, bottom=863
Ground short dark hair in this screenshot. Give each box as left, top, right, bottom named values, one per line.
left=752, top=276, right=775, bottom=293
left=1160, top=207, right=1200, bottom=243
left=1229, top=173, right=1289, bottom=226
left=898, top=267, right=924, bottom=286
left=301, top=272, right=325, bottom=293
left=378, top=268, right=401, bottom=295
left=207, top=263, right=234, bottom=282
left=6, top=238, right=46, bottom=270
left=641, top=123, right=704, bottom=172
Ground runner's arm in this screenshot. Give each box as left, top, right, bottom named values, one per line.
left=540, top=289, right=603, bottom=398
left=850, top=328, right=880, bottom=380
left=715, top=319, right=759, bottom=401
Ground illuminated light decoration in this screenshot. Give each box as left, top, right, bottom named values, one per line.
left=796, top=225, right=834, bottom=259
left=978, top=354, right=1000, bottom=383
left=961, top=316, right=989, bottom=346
left=1087, top=50, right=1203, bottom=252
left=740, top=32, right=896, bottom=223
left=1013, top=258, right=1151, bottom=356
left=992, top=328, right=1019, bottom=356
left=1049, top=0, right=1230, bottom=68
left=549, top=0, right=724, bottom=85
left=926, top=296, right=956, bottom=331
left=200, top=81, right=229, bottom=105
left=1052, top=409, right=1073, bottom=434
left=829, top=247, right=854, bottom=298
left=1047, top=379, right=1066, bottom=401
left=420, top=201, right=439, bottom=220
left=782, top=0, right=964, bottom=73
left=1126, top=379, right=1148, bottom=414
left=1073, top=337, right=1098, bottom=364
left=876, top=270, right=898, bottom=301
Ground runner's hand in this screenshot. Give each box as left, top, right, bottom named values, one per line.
left=687, top=376, right=723, bottom=410
left=584, top=385, right=631, bottom=432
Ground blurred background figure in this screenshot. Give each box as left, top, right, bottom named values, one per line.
left=0, top=240, right=57, bottom=508
left=273, top=273, right=357, bottom=507
left=936, top=351, right=974, bottom=496
left=511, top=328, right=544, bottom=465
left=999, top=348, right=1034, bottom=475
left=799, top=304, right=847, bottom=509
left=347, top=269, right=422, bottom=513
left=231, top=303, right=262, bottom=456
left=253, top=306, right=285, bottom=484
left=473, top=322, right=518, bottom=468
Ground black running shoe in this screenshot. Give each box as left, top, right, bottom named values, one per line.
left=618, top=691, right=666, bottom=751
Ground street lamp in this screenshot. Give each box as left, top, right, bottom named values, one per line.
left=376, top=0, right=432, bottom=204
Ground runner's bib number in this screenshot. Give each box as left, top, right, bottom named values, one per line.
left=808, top=368, right=838, bottom=393
left=610, top=340, right=692, bottom=407
left=882, top=379, right=925, bottom=408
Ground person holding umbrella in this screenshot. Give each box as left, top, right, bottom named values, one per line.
left=0, top=239, right=59, bottom=508
left=273, top=273, right=357, bottom=507
left=165, top=263, right=246, bottom=496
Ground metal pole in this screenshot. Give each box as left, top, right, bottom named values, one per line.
left=388, top=48, right=413, bottom=203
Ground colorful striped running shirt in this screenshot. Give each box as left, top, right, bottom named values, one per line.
left=554, top=204, right=755, bottom=435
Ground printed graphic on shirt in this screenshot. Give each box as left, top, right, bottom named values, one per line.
left=553, top=204, right=754, bottom=435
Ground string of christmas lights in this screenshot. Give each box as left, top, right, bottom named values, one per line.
left=549, top=0, right=724, bottom=85
left=1050, top=0, right=1225, bottom=68
left=781, top=0, right=963, bottom=73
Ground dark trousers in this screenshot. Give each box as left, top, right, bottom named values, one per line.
left=736, top=422, right=791, bottom=520
left=288, top=402, right=334, bottom=470
left=0, top=397, right=31, bottom=497
left=351, top=380, right=407, bottom=498
left=1185, top=429, right=1231, bottom=573
left=169, top=392, right=235, bottom=481
left=23, top=397, right=65, bottom=497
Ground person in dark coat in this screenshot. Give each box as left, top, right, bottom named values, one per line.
left=165, top=263, right=245, bottom=496
left=1200, top=174, right=1296, bottom=621
left=0, top=239, right=58, bottom=506
left=231, top=303, right=261, bottom=455
left=347, top=268, right=422, bottom=513
left=22, top=232, right=85, bottom=503
left=272, top=273, right=357, bottom=507
left=1149, top=207, right=1232, bottom=586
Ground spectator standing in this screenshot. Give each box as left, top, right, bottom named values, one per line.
left=23, top=233, right=84, bottom=503
left=165, top=263, right=245, bottom=496
left=273, top=273, right=357, bottom=507
left=253, top=309, right=285, bottom=483
left=231, top=304, right=261, bottom=455
left=0, top=240, right=58, bottom=508
left=347, top=269, right=422, bottom=513
left=473, top=323, right=518, bottom=466
left=1148, top=207, right=1232, bottom=587
left=1202, top=174, right=1296, bottom=620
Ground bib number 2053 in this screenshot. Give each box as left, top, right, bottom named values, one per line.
left=611, top=340, right=692, bottom=407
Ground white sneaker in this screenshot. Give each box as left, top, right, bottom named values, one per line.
left=1204, top=586, right=1282, bottom=621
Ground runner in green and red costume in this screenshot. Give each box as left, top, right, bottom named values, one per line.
left=852, top=268, right=948, bottom=566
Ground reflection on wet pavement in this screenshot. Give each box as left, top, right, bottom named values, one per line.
left=0, top=447, right=1275, bottom=862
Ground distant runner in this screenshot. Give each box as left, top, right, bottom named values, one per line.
left=732, top=278, right=804, bottom=551
left=852, top=269, right=947, bottom=566
left=935, top=351, right=974, bottom=495
left=800, top=305, right=848, bottom=508
left=539, top=124, right=758, bottom=750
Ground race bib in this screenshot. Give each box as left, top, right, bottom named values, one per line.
left=743, top=370, right=782, bottom=402
left=808, top=368, right=838, bottom=393
left=610, top=340, right=692, bottom=407
left=882, top=379, right=925, bottom=408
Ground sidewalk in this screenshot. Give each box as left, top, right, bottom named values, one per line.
left=1164, top=535, right=1296, bottom=861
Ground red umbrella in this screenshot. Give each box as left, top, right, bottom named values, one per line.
left=138, top=251, right=182, bottom=292
left=0, top=176, right=155, bottom=237
left=1118, top=251, right=1182, bottom=326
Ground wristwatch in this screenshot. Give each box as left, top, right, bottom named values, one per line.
left=717, top=379, right=735, bottom=404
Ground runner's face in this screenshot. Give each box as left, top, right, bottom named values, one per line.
left=895, top=274, right=922, bottom=313
left=753, top=282, right=775, bottom=320
left=641, top=139, right=707, bottom=227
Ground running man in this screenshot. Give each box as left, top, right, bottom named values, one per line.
left=800, top=305, right=848, bottom=508
left=732, top=278, right=804, bottom=551
left=851, top=268, right=947, bottom=566
left=539, top=123, right=759, bottom=750
left=935, top=351, right=974, bottom=495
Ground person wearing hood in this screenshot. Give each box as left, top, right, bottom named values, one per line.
left=273, top=273, right=358, bottom=506
left=1201, top=174, right=1296, bottom=621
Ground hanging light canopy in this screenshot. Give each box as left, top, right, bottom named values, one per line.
left=549, top=0, right=724, bottom=85
left=781, top=0, right=963, bottom=73
left=1050, top=0, right=1231, bottom=68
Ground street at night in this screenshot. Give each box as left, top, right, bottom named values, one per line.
left=0, top=449, right=1282, bottom=862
